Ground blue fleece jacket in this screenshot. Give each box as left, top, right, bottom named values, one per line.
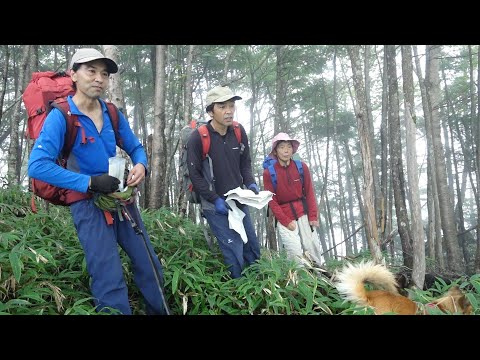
left=28, top=96, right=147, bottom=193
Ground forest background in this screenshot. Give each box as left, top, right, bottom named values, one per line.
left=0, top=45, right=479, bottom=294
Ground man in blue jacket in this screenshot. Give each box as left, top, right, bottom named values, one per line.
left=186, top=85, right=261, bottom=278
left=28, top=48, right=168, bottom=315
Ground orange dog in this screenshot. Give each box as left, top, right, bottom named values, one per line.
left=335, top=261, right=472, bottom=315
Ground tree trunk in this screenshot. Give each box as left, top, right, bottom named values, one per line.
left=401, top=45, right=425, bottom=288
left=267, top=45, right=290, bottom=251
left=149, top=45, right=168, bottom=209
left=178, top=45, right=196, bottom=215
left=364, top=45, right=381, bottom=235
left=377, top=45, right=390, bottom=247
left=413, top=45, right=444, bottom=269
left=274, top=45, right=288, bottom=134
left=441, top=62, right=471, bottom=272
left=133, top=50, right=148, bottom=208
left=347, top=45, right=382, bottom=264
left=7, top=45, right=30, bottom=186
left=386, top=45, right=413, bottom=269
left=475, top=46, right=480, bottom=273
left=103, top=45, right=131, bottom=180
left=425, top=45, right=465, bottom=274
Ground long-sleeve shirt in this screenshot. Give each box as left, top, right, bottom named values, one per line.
left=186, top=121, right=255, bottom=203
left=263, top=160, right=317, bottom=227
left=28, top=95, right=147, bottom=193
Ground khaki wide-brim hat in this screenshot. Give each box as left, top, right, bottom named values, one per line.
left=69, top=48, right=118, bottom=74
left=269, top=132, right=300, bottom=156
left=206, top=86, right=242, bottom=107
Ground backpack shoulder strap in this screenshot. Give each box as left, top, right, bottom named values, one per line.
left=294, top=160, right=304, bottom=184
left=267, top=163, right=277, bottom=192
left=105, top=102, right=123, bottom=148
left=294, top=159, right=306, bottom=197
left=197, top=124, right=210, bottom=160
left=294, top=159, right=309, bottom=218
left=50, top=98, right=85, bottom=158
left=268, top=160, right=303, bottom=193
left=232, top=121, right=242, bottom=144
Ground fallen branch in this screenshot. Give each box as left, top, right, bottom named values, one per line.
left=320, top=224, right=365, bottom=256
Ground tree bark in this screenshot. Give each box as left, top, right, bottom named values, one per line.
left=347, top=45, right=382, bottom=264
left=401, top=45, right=425, bottom=288
left=413, top=45, right=444, bottom=269
left=7, top=45, right=30, bottom=186
left=475, top=47, right=480, bottom=273
left=149, top=45, right=168, bottom=209
left=133, top=50, right=148, bottom=208
left=425, top=45, right=465, bottom=274
left=386, top=45, right=413, bottom=269
left=177, top=45, right=196, bottom=215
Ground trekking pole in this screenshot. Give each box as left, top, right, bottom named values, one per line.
left=120, top=204, right=171, bottom=315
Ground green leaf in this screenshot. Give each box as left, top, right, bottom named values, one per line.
left=9, top=251, right=22, bottom=283
left=171, top=269, right=180, bottom=294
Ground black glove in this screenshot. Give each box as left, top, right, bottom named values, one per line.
left=89, top=174, right=120, bottom=194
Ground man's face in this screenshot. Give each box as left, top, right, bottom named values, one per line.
left=71, top=60, right=109, bottom=99
left=210, top=100, right=236, bottom=127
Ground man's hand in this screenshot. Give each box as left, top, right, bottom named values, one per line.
left=89, top=174, right=120, bottom=194
left=126, top=163, right=146, bottom=187
left=248, top=183, right=259, bottom=195
left=214, top=197, right=232, bottom=216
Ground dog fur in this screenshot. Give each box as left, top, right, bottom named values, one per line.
left=335, top=261, right=472, bottom=315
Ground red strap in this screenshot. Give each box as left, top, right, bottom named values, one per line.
left=64, top=190, right=92, bottom=205
left=197, top=121, right=242, bottom=160
left=232, top=121, right=242, bottom=143
left=71, top=121, right=87, bottom=144
left=30, top=194, right=38, bottom=214
left=51, top=99, right=81, bottom=156
left=30, top=179, right=38, bottom=213
left=190, top=120, right=197, bottom=129
left=106, top=102, right=122, bottom=148
left=198, top=125, right=210, bottom=160
left=103, top=210, right=114, bottom=225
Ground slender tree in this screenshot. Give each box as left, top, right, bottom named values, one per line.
left=347, top=45, right=382, bottom=264
left=401, top=45, right=425, bottom=288
left=425, top=45, right=465, bottom=274
left=149, top=45, right=168, bottom=209
left=7, top=45, right=30, bottom=186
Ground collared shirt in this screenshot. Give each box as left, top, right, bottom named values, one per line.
left=28, top=95, right=147, bottom=193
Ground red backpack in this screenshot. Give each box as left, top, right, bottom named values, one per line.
left=23, top=71, right=122, bottom=212
left=179, top=120, right=243, bottom=204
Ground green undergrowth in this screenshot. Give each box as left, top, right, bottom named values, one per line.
left=1, top=187, right=479, bottom=315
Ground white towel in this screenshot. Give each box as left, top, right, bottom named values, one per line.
left=224, top=187, right=274, bottom=243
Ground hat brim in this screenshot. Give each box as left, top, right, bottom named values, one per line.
left=207, top=95, right=242, bottom=107
left=270, top=139, right=300, bottom=156
left=73, top=56, right=118, bottom=74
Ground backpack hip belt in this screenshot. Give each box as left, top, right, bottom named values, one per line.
left=65, top=189, right=93, bottom=204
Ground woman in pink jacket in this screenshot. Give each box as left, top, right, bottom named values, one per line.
left=263, top=133, right=322, bottom=268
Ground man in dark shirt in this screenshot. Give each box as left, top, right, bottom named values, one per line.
left=186, top=86, right=260, bottom=278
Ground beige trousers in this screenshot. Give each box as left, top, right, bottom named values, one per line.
left=277, top=214, right=322, bottom=267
